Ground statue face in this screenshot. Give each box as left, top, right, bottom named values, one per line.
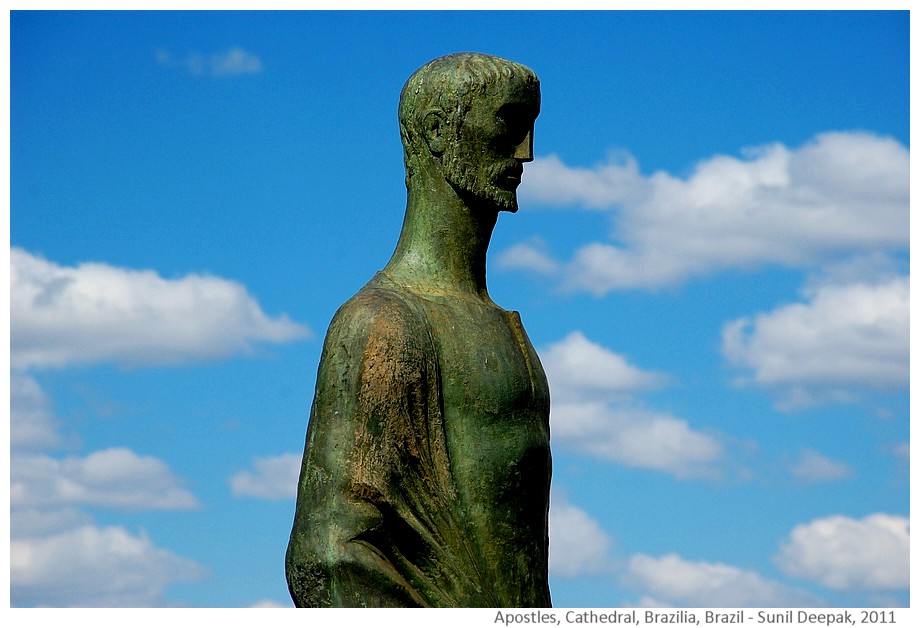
left=442, top=78, right=540, bottom=212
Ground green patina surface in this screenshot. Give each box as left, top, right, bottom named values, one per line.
left=286, top=53, right=551, bottom=608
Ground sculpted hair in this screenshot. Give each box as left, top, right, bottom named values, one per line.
left=398, top=52, right=539, bottom=184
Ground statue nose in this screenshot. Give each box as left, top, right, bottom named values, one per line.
left=514, top=129, right=534, bottom=162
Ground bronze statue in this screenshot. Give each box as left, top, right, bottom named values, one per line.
left=286, top=52, right=551, bottom=608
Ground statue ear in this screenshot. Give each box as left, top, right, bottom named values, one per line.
left=422, top=110, right=448, bottom=156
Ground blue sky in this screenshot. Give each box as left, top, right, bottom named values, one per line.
left=9, top=10, right=909, bottom=609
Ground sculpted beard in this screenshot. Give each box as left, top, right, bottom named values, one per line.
left=442, top=144, right=521, bottom=213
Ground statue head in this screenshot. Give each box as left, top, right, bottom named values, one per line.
left=398, top=52, right=540, bottom=213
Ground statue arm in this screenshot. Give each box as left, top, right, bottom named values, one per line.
left=286, top=287, right=479, bottom=607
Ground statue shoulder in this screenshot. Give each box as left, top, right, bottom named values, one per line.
left=323, top=276, right=434, bottom=359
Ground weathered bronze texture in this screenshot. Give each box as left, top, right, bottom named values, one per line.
left=286, top=52, right=551, bottom=608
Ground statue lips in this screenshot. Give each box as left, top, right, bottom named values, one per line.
left=502, top=163, right=524, bottom=188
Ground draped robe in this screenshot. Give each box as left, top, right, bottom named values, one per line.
left=286, top=272, right=552, bottom=607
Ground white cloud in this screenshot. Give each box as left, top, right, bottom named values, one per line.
left=156, top=46, right=263, bottom=77
left=12, top=448, right=200, bottom=511
left=626, top=553, right=821, bottom=607
left=540, top=333, right=722, bottom=479
left=497, top=241, right=560, bottom=276
left=250, top=599, right=290, bottom=608
left=542, top=331, right=666, bottom=402
left=11, top=373, right=62, bottom=451
left=789, top=449, right=853, bottom=483
left=513, top=132, right=908, bottom=293
left=11, top=524, right=208, bottom=607
left=520, top=151, right=648, bottom=210
left=210, top=47, right=263, bottom=76
left=229, top=453, right=302, bottom=500
left=722, top=277, right=908, bottom=408
left=806, top=251, right=905, bottom=288
left=11, top=248, right=310, bottom=370
left=10, top=507, right=93, bottom=539
left=9, top=372, right=206, bottom=606
left=552, top=402, right=723, bottom=479
left=549, top=495, right=613, bottom=578
left=775, top=513, right=909, bottom=591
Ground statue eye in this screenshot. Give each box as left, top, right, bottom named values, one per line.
left=497, top=104, right=533, bottom=144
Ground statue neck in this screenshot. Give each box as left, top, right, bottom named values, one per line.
left=383, top=170, right=498, bottom=300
